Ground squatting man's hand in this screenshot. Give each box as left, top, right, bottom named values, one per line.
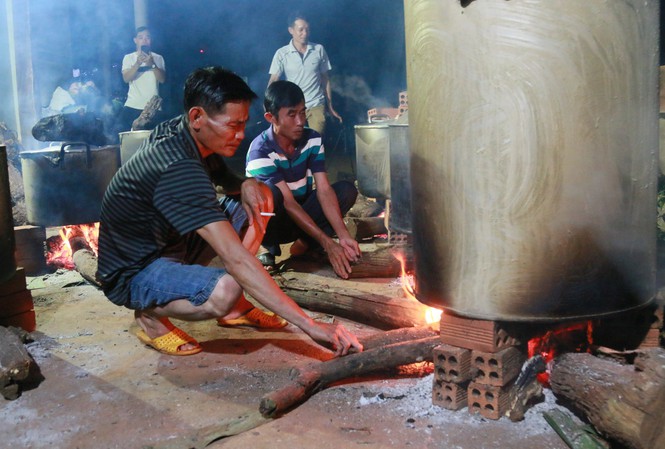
left=306, top=321, right=363, bottom=356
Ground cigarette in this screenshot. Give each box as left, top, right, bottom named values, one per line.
left=260, top=212, right=275, bottom=217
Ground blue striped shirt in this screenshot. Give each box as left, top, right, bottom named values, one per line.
left=245, top=126, right=325, bottom=201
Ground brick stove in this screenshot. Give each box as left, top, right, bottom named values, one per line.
left=429, top=305, right=663, bottom=420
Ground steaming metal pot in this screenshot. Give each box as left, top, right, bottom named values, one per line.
left=20, top=142, right=120, bottom=227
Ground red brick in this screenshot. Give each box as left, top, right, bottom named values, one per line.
left=433, top=343, right=471, bottom=383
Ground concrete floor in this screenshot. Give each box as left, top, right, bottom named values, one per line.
left=0, top=262, right=578, bottom=449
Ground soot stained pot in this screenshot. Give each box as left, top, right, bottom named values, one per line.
left=388, top=122, right=411, bottom=234
left=20, top=142, right=120, bottom=227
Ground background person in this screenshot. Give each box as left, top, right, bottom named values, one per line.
left=246, top=80, right=360, bottom=279
left=267, top=12, right=341, bottom=136
left=97, top=67, right=362, bottom=357
left=118, top=26, right=166, bottom=132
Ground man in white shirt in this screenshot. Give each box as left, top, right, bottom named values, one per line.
left=119, top=26, right=165, bottom=132
left=268, top=12, right=341, bottom=136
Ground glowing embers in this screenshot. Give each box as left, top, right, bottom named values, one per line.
left=527, top=321, right=593, bottom=386
left=45, top=223, right=99, bottom=269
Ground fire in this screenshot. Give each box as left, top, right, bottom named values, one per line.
left=527, top=321, right=593, bottom=385
left=45, top=223, right=99, bottom=269
left=394, top=250, right=442, bottom=326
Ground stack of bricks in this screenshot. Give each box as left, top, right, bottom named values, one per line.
left=13, top=225, right=47, bottom=276
left=0, top=267, right=36, bottom=332
left=432, top=313, right=525, bottom=420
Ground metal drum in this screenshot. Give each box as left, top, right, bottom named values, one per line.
left=404, top=0, right=659, bottom=321
left=354, top=123, right=391, bottom=200
left=388, top=122, right=411, bottom=234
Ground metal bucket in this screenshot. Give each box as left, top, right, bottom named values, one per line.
left=0, top=146, right=16, bottom=283
left=119, top=130, right=151, bottom=165
left=20, top=142, right=120, bottom=227
left=354, top=123, right=391, bottom=200
left=404, top=0, right=659, bottom=321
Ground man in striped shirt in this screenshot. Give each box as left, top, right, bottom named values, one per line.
left=97, top=67, right=362, bottom=357
left=246, top=81, right=361, bottom=279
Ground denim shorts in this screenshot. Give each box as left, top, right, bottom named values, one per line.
left=127, top=196, right=246, bottom=310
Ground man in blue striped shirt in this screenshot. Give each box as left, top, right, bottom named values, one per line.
left=98, top=67, right=362, bottom=357
left=246, top=81, right=361, bottom=279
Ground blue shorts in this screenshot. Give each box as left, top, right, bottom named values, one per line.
left=127, top=196, right=246, bottom=310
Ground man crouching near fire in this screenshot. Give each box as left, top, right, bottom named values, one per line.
left=97, top=66, right=362, bottom=357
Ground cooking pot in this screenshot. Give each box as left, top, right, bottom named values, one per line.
left=354, top=123, right=391, bottom=200
left=405, top=0, right=657, bottom=321
left=0, top=146, right=16, bottom=283
left=388, top=123, right=411, bottom=234
left=119, top=130, right=151, bottom=165
left=20, top=142, right=120, bottom=226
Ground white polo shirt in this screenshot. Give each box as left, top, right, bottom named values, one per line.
left=122, top=51, right=165, bottom=110
left=269, top=41, right=331, bottom=109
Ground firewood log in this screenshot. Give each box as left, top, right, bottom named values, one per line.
left=0, top=326, right=33, bottom=400
left=549, top=349, right=665, bottom=449
left=259, top=335, right=439, bottom=417
left=274, top=272, right=430, bottom=329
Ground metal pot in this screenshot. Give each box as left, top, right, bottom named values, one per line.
left=20, top=142, right=120, bottom=227
left=119, top=130, right=151, bottom=165
left=354, top=123, right=391, bottom=200
left=405, top=0, right=658, bottom=321
left=388, top=123, right=410, bottom=234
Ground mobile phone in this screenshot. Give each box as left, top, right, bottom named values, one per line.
left=140, top=45, right=150, bottom=54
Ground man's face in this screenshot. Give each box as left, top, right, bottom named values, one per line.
left=190, top=100, right=250, bottom=158
left=288, top=19, right=309, bottom=46
left=270, top=101, right=307, bottom=143
left=134, top=30, right=151, bottom=51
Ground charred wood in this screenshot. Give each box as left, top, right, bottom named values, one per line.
left=259, top=335, right=440, bottom=417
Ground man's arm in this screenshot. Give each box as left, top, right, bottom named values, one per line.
left=196, top=220, right=362, bottom=355
left=320, top=72, right=342, bottom=123
left=275, top=176, right=360, bottom=278
left=267, top=72, right=280, bottom=87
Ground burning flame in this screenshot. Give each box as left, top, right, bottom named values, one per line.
left=527, top=321, right=593, bottom=385
left=45, top=223, right=99, bottom=270
left=394, top=251, right=442, bottom=326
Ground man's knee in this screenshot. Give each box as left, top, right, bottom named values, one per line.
left=266, top=182, right=285, bottom=213
left=332, top=180, right=358, bottom=214
left=205, top=274, right=242, bottom=317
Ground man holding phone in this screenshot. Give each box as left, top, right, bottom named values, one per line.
left=119, top=26, right=166, bottom=132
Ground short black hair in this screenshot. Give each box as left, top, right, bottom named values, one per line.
left=264, top=81, right=305, bottom=116
left=135, top=26, right=149, bottom=36
left=288, top=11, right=307, bottom=27
left=183, top=66, right=257, bottom=115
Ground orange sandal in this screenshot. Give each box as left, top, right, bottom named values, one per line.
left=136, top=327, right=202, bottom=356
left=217, top=307, right=287, bottom=329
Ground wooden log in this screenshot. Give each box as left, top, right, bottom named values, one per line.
left=358, top=326, right=437, bottom=350
left=274, top=271, right=430, bottom=329
left=0, top=326, right=33, bottom=400
left=72, top=248, right=101, bottom=288
left=344, top=217, right=387, bottom=241
left=549, top=349, right=665, bottom=449
left=346, top=194, right=384, bottom=218
left=259, top=335, right=440, bottom=417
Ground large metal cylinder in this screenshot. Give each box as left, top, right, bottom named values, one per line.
left=404, top=0, right=659, bottom=321
left=0, top=146, right=16, bottom=283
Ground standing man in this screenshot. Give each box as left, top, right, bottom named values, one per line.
left=246, top=81, right=360, bottom=279
left=119, top=26, right=165, bottom=132
left=97, top=67, right=362, bottom=357
left=268, top=12, right=341, bottom=136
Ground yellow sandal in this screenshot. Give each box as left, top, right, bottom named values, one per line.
left=136, top=327, right=202, bottom=356
left=217, top=307, right=287, bottom=329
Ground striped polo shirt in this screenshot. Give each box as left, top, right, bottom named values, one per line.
left=97, top=116, right=240, bottom=306
left=245, top=126, right=325, bottom=201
